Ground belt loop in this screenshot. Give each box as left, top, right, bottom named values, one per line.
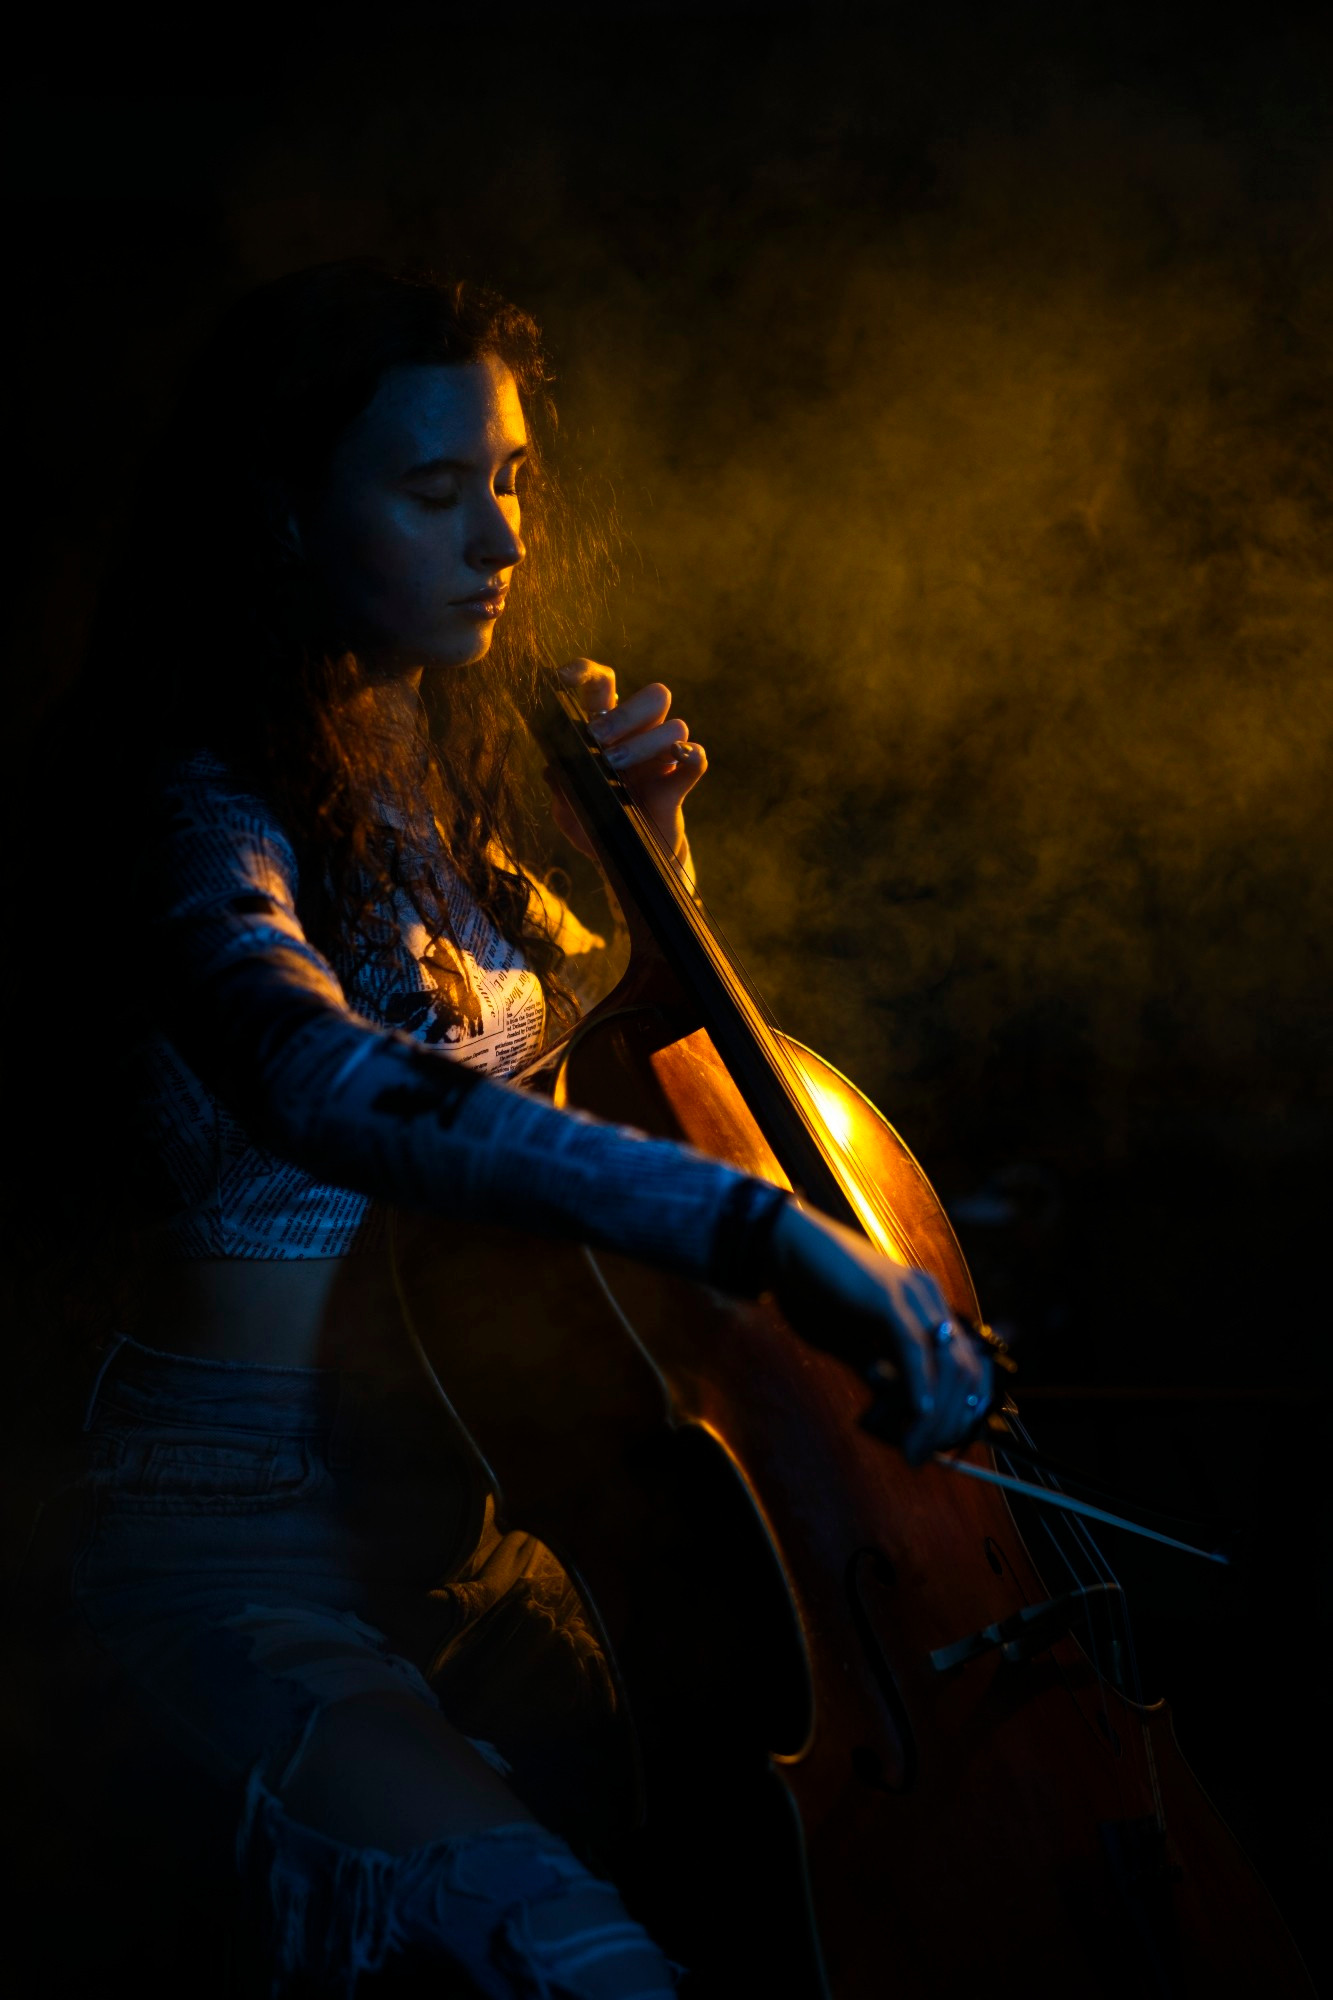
left=81, top=1333, right=127, bottom=1432
left=329, top=1375, right=365, bottom=1470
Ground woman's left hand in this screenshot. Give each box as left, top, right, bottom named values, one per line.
left=551, top=659, right=706, bottom=865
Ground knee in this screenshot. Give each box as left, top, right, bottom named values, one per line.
left=275, top=1689, right=526, bottom=1854
left=241, top=1774, right=677, bottom=1999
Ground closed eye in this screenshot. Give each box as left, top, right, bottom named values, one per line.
left=412, top=474, right=522, bottom=510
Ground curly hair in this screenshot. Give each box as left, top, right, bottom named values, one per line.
left=81, top=257, right=601, bottom=1022
left=9, top=260, right=616, bottom=1359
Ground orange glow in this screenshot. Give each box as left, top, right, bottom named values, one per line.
left=786, top=1052, right=911, bottom=1266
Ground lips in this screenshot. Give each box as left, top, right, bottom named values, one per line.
left=451, top=586, right=508, bottom=616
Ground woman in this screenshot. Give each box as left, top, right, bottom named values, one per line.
left=14, top=261, right=990, bottom=1996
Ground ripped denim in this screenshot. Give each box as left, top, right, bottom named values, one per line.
left=15, top=1333, right=670, bottom=1997
left=243, top=1787, right=673, bottom=1999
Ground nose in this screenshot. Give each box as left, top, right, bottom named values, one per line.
left=466, top=490, right=525, bottom=574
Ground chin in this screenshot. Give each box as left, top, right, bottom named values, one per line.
left=424, top=622, right=499, bottom=670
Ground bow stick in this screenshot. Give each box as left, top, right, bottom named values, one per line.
left=930, top=1453, right=1230, bottom=1564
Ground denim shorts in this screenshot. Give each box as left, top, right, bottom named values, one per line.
left=10, top=1332, right=654, bottom=1996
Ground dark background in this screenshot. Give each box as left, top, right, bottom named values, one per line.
left=6, top=3, right=1330, bottom=1982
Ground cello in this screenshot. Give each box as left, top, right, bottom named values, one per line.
left=391, top=675, right=1313, bottom=1997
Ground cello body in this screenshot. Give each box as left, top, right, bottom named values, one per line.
left=392, top=687, right=1313, bottom=1996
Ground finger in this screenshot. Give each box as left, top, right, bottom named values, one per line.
left=593, top=682, right=673, bottom=744
left=893, top=1269, right=956, bottom=1461
left=901, top=1267, right=950, bottom=1328
left=965, top=1352, right=996, bottom=1436
left=625, top=747, right=703, bottom=802
left=954, top=1341, right=994, bottom=1437
left=606, top=717, right=689, bottom=770
left=661, top=739, right=707, bottom=797
left=897, top=1273, right=980, bottom=1453
left=559, top=658, right=617, bottom=718
left=932, top=1330, right=993, bottom=1450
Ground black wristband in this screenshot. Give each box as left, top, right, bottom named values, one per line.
left=707, top=1178, right=791, bottom=1298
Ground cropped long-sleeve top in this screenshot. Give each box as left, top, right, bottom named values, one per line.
left=125, top=754, right=785, bottom=1293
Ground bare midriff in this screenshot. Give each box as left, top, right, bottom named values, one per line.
left=129, top=1247, right=407, bottom=1373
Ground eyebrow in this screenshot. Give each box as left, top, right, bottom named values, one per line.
left=404, top=446, right=528, bottom=478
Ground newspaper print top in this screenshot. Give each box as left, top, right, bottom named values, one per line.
left=129, top=754, right=600, bottom=1259
left=124, top=752, right=785, bottom=1292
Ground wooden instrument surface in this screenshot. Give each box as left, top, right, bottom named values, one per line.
left=393, top=679, right=1313, bottom=1995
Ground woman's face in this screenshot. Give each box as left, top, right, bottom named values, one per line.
left=302, top=355, right=528, bottom=676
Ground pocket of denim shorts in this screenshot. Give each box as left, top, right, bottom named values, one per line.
left=121, top=1435, right=316, bottom=1508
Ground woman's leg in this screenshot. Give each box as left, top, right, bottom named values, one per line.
left=28, top=1336, right=672, bottom=1996
left=245, top=1684, right=675, bottom=2000
left=279, top=1687, right=534, bottom=1848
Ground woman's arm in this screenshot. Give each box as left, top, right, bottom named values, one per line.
left=141, top=761, right=783, bottom=1295
left=142, top=759, right=990, bottom=1454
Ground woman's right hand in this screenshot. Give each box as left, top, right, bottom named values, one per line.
left=765, top=1202, right=993, bottom=1465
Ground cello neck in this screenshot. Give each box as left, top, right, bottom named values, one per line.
left=534, top=675, right=862, bottom=1228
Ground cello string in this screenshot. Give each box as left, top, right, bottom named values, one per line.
left=1002, top=1409, right=1121, bottom=1598
left=572, top=702, right=1154, bottom=1813
left=591, top=749, right=899, bottom=1225
left=988, top=1436, right=1145, bottom=1832
left=987, top=1429, right=1233, bottom=1545
left=631, top=811, right=944, bottom=1254
left=549, top=684, right=1159, bottom=1817
left=608, top=773, right=920, bottom=1250
left=558, top=704, right=1149, bottom=1666
left=995, top=1404, right=1120, bottom=1651
left=995, top=1403, right=1150, bottom=1831
left=573, top=726, right=1173, bottom=1525
left=993, top=1435, right=1102, bottom=1629
left=568, top=731, right=824, bottom=1128
left=1002, top=1407, right=1147, bottom=1713
left=1005, top=1412, right=1156, bottom=1813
